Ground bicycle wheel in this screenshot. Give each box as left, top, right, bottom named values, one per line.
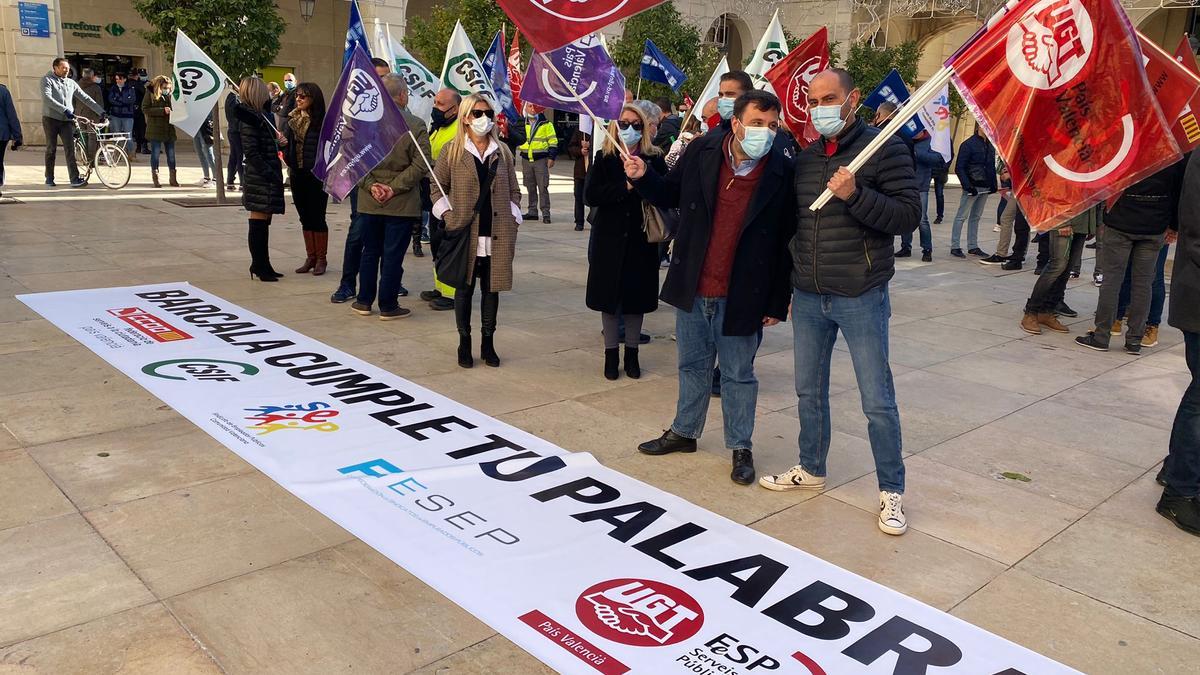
left=93, top=144, right=131, bottom=189
left=73, top=139, right=91, bottom=181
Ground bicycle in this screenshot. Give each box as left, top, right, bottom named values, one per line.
left=73, top=118, right=132, bottom=189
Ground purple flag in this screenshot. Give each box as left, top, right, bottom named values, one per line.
left=520, top=34, right=625, bottom=119
left=313, top=45, right=409, bottom=201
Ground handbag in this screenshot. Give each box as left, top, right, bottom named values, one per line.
left=435, top=156, right=498, bottom=288
left=967, top=164, right=988, bottom=188
left=641, top=201, right=678, bottom=243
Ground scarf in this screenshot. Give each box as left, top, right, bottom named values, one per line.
left=288, top=108, right=311, bottom=168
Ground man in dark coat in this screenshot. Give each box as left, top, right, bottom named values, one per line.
left=652, top=96, right=681, bottom=151
left=950, top=125, right=996, bottom=257
left=0, top=82, right=22, bottom=198
left=224, top=91, right=244, bottom=189
left=128, top=69, right=148, bottom=154
left=1158, top=150, right=1200, bottom=536
left=760, top=69, right=919, bottom=537
left=623, top=90, right=797, bottom=486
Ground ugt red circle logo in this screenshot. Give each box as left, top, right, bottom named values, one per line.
left=528, top=0, right=629, bottom=23
left=576, top=578, right=704, bottom=647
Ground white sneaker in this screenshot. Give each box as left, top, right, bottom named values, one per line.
left=878, top=491, right=907, bottom=535
left=759, top=465, right=826, bottom=492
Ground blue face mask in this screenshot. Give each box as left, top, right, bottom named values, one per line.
left=737, top=125, right=775, bottom=160
left=716, top=96, right=735, bottom=120
left=619, top=126, right=642, bottom=147
left=811, top=98, right=849, bottom=138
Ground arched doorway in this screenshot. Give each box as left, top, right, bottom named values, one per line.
left=1133, top=6, right=1199, bottom=49
left=705, top=13, right=751, bottom=67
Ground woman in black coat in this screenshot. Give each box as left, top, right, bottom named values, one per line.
left=584, top=104, right=667, bottom=380
left=234, top=76, right=286, bottom=281
left=284, top=82, right=329, bottom=276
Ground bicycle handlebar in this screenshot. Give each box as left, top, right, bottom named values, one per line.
left=75, top=118, right=110, bottom=130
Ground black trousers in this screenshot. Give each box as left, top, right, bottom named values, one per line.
left=290, top=169, right=328, bottom=232
left=933, top=171, right=947, bottom=218
left=226, top=133, right=244, bottom=185
left=573, top=176, right=585, bottom=227
left=42, top=116, right=79, bottom=182
left=133, top=111, right=147, bottom=149
left=1010, top=207, right=1030, bottom=261
left=0, top=141, right=7, bottom=187
left=455, top=257, right=498, bottom=337
left=1026, top=232, right=1073, bottom=314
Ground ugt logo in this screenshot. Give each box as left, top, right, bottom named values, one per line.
left=1006, top=0, right=1094, bottom=90
left=243, top=402, right=341, bottom=435
left=173, top=61, right=222, bottom=103
left=530, top=0, right=630, bottom=23
left=575, top=578, right=704, bottom=647
left=344, top=69, right=385, bottom=122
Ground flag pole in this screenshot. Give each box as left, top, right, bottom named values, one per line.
left=809, top=67, right=953, bottom=211
left=539, top=52, right=631, bottom=161
left=407, top=128, right=448, bottom=203
left=636, top=77, right=642, bottom=99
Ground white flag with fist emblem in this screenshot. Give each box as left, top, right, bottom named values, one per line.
left=171, top=30, right=231, bottom=137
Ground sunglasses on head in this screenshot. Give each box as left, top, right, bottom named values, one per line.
left=469, top=108, right=495, bottom=119
left=616, top=120, right=644, bottom=131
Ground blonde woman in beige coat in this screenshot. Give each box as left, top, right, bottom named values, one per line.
left=431, top=94, right=523, bottom=368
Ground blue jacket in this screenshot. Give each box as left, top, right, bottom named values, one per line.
left=912, top=136, right=943, bottom=191
left=106, top=83, right=138, bottom=118
left=954, top=134, right=997, bottom=193
left=0, top=84, right=21, bottom=142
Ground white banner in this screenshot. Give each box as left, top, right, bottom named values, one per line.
left=746, top=10, right=788, bottom=94
left=19, top=284, right=1076, bottom=675
left=170, top=30, right=230, bottom=138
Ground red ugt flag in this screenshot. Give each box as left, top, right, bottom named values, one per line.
left=948, top=0, right=1181, bottom=230
left=507, top=28, right=524, bottom=113
left=496, top=0, right=665, bottom=53
left=764, top=27, right=830, bottom=148
left=1171, top=34, right=1200, bottom=149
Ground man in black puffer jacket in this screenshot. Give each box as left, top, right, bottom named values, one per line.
left=758, top=69, right=919, bottom=538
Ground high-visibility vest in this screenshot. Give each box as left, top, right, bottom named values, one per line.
left=517, top=118, right=558, bottom=160
left=430, top=123, right=457, bottom=160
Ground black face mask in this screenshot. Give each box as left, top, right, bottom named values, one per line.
left=431, top=108, right=447, bottom=126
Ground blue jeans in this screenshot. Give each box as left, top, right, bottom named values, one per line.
left=792, top=286, right=905, bottom=493
left=950, top=191, right=989, bottom=250
left=339, top=199, right=364, bottom=291
left=901, top=190, right=933, bottom=252
left=671, top=298, right=760, bottom=451
left=356, top=214, right=415, bottom=311
left=149, top=140, right=176, bottom=172
left=1118, top=243, right=1169, bottom=326
left=1164, top=332, right=1200, bottom=497
left=192, top=133, right=215, bottom=179
left=108, top=116, right=133, bottom=153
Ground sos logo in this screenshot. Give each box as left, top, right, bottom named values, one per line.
left=576, top=578, right=704, bottom=647
left=141, top=358, right=259, bottom=382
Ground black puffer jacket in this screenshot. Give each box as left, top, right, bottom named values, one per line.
left=234, top=102, right=285, bottom=215
left=1106, top=160, right=1185, bottom=236
left=791, top=118, right=920, bottom=297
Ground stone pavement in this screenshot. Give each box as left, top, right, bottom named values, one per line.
left=1, top=150, right=1198, bottom=674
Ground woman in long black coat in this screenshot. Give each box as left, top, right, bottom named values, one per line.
left=234, top=76, right=286, bottom=281
left=284, top=82, right=329, bottom=276
left=584, top=104, right=667, bottom=380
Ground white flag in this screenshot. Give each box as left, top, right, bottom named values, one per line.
left=439, top=21, right=494, bottom=101
left=746, top=10, right=788, bottom=91
left=373, top=19, right=394, bottom=65
left=170, top=30, right=230, bottom=138
left=686, top=56, right=729, bottom=128
left=918, top=84, right=953, bottom=164
left=390, top=28, right=438, bottom=125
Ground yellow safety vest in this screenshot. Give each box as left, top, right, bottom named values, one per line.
left=430, top=123, right=456, bottom=160
left=517, top=119, right=558, bottom=161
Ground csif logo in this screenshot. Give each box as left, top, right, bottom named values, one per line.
left=173, top=60, right=222, bottom=103
left=575, top=578, right=704, bottom=647
left=142, top=359, right=259, bottom=382
left=1006, top=0, right=1094, bottom=90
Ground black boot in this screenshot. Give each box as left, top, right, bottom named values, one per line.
left=457, top=334, right=473, bottom=368
left=481, top=335, right=500, bottom=367
left=247, top=220, right=278, bottom=281
left=731, top=449, right=755, bottom=485
left=604, top=348, right=619, bottom=380
left=412, top=238, right=424, bottom=258
left=638, top=429, right=697, bottom=456
left=623, top=346, right=641, bottom=379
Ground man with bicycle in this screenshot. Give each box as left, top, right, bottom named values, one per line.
left=40, top=57, right=105, bottom=187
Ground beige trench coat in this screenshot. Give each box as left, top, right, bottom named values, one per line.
left=432, top=139, right=522, bottom=292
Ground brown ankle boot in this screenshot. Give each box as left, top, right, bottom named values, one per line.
left=1020, top=312, right=1042, bottom=335
left=311, top=231, right=328, bottom=275
left=151, top=170, right=161, bottom=188
left=295, top=231, right=317, bottom=273
left=1038, top=312, right=1070, bottom=333
left=169, top=169, right=180, bottom=187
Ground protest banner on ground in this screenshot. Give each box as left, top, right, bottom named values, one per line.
left=19, top=281, right=1079, bottom=675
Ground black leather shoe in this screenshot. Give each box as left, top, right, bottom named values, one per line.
left=430, top=297, right=455, bottom=311
left=950, top=248, right=965, bottom=258
left=638, top=430, right=697, bottom=456
left=1157, top=490, right=1200, bottom=536
left=895, top=247, right=912, bottom=258
left=731, top=449, right=755, bottom=485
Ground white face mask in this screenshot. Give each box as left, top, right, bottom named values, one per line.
left=470, top=115, right=494, bottom=136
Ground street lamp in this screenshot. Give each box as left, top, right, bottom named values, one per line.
left=299, top=0, right=316, bottom=22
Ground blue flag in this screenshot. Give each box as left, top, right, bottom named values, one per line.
left=862, top=69, right=924, bottom=138
left=640, top=39, right=687, bottom=92
left=343, top=0, right=371, bottom=66
left=482, top=31, right=520, bottom=121
left=314, top=45, right=411, bottom=201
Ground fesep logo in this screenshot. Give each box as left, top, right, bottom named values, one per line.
left=576, top=578, right=703, bottom=647
left=343, top=68, right=385, bottom=122
left=1006, top=0, right=1094, bottom=90
left=529, top=0, right=629, bottom=23
left=107, top=307, right=192, bottom=342
left=243, top=402, right=341, bottom=435
left=142, top=359, right=259, bottom=382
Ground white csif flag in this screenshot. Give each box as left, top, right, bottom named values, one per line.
left=687, top=56, right=729, bottom=128
left=170, top=30, right=231, bottom=138
left=439, top=21, right=494, bottom=101
left=389, top=28, right=438, bottom=125
left=746, top=10, right=788, bottom=91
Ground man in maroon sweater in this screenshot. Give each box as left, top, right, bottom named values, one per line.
left=624, top=90, right=798, bottom=485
